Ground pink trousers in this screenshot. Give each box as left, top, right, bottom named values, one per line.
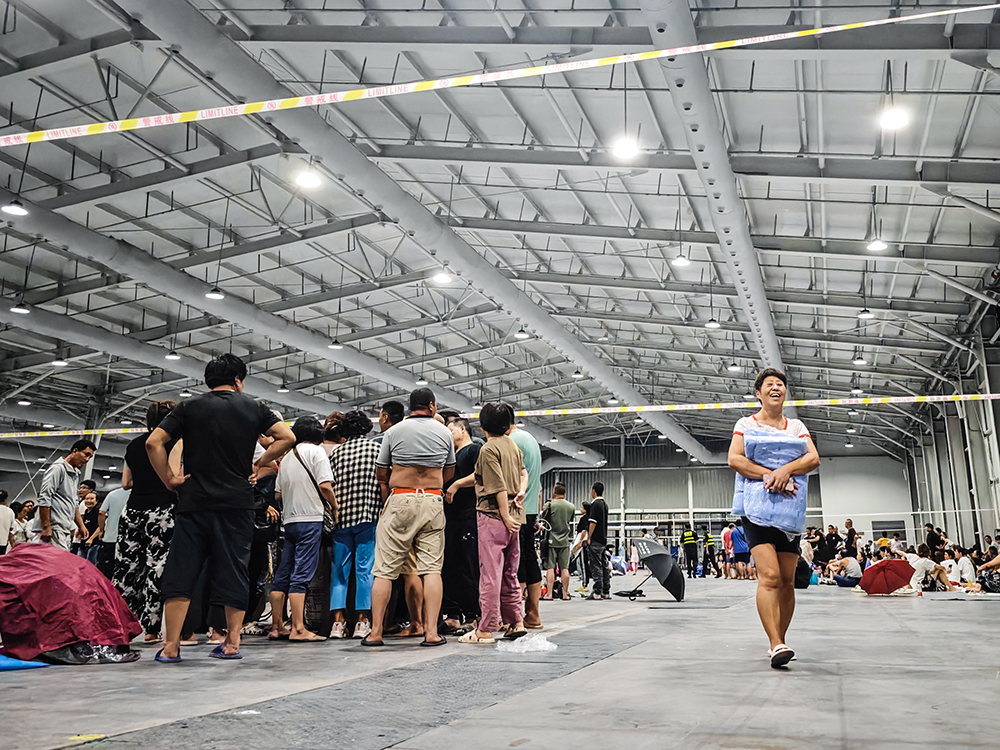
left=477, top=512, right=523, bottom=632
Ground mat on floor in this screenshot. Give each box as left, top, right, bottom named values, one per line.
left=0, top=653, right=48, bottom=671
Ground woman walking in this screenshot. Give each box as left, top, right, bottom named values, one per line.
left=116, top=401, right=182, bottom=642
left=328, top=410, right=382, bottom=640
left=728, top=369, right=819, bottom=668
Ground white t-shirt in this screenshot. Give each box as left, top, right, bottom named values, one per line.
left=906, top=554, right=938, bottom=590
left=733, top=414, right=810, bottom=439
left=941, top=559, right=957, bottom=577
left=0, top=505, right=15, bottom=548
left=275, top=443, right=333, bottom=524
left=100, top=488, right=130, bottom=544
left=956, top=556, right=976, bottom=584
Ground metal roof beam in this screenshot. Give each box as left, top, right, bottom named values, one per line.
left=115, top=0, right=709, bottom=463
left=371, top=144, right=1000, bottom=192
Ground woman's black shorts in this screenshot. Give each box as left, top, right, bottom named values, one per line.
left=741, top=516, right=801, bottom=555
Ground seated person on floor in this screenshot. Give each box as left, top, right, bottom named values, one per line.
left=826, top=552, right=863, bottom=587
left=905, top=544, right=955, bottom=592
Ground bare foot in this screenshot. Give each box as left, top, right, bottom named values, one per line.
left=389, top=623, right=424, bottom=638
left=289, top=629, right=326, bottom=642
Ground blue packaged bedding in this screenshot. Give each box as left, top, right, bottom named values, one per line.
left=731, top=431, right=809, bottom=536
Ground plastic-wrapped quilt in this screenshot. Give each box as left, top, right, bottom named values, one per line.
left=731, top=430, right=809, bottom=536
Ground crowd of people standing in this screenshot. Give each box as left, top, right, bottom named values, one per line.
left=1, top=353, right=620, bottom=662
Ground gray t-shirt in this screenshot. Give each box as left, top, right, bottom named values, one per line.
left=36, top=459, right=82, bottom=532
left=843, top=557, right=863, bottom=578
left=101, top=488, right=130, bottom=544
left=376, top=416, right=456, bottom=469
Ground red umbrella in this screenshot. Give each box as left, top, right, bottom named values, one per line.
left=0, top=544, right=141, bottom=661
left=859, top=559, right=915, bottom=596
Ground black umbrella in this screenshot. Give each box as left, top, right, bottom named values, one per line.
left=614, top=538, right=685, bottom=602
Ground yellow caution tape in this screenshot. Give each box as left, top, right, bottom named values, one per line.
left=458, top=392, right=1000, bottom=420
left=1, top=393, right=995, bottom=439
left=0, top=3, right=996, bottom=149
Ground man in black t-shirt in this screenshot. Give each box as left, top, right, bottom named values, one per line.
left=585, top=482, right=611, bottom=600
left=147, top=354, right=294, bottom=662
left=441, top=412, right=482, bottom=630
left=844, top=518, right=861, bottom=558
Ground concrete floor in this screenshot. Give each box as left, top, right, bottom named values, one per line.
left=7, top=574, right=1000, bottom=750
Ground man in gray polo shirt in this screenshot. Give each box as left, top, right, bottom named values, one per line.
left=32, top=439, right=97, bottom=551
left=365, top=388, right=455, bottom=647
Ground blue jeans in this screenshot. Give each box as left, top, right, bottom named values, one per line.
left=834, top=575, right=861, bottom=588
left=272, top=522, right=323, bottom=595
left=331, top=522, right=376, bottom=611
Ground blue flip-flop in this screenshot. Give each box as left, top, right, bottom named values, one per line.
left=209, top=644, right=242, bottom=660
left=154, top=649, right=182, bottom=664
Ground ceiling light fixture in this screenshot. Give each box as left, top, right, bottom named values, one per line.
left=866, top=238, right=887, bottom=252
left=35, top=456, right=45, bottom=463
left=179, top=388, right=193, bottom=398
left=9, top=301, right=29, bottom=314
left=550, top=436, right=559, bottom=443
left=705, top=318, right=721, bottom=329
left=17, top=399, right=30, bottom=406
left=432, top=269, right=453, bottom=284
left=727, top=361, right=740, bottom=372
left=277, top=382, right=290, bottom=393
left=879, top=107, right=909, bottom=130
left=52, top=357, right=68, bottom=367
left=657, top=434, right=668, bottom=440
left=103, top=474, right=111, bottom=480
left=847, top=408, right=859, bottom=417
left=851, top=380, right=864, bottom=395
left=572, top=369, right=584, bottom=379
left=514, top=327, right=531, bottom=340
left=852, top=351, right=867, bottom=366
left=858, top=308, right=874, bottom=320
left=612, top=136, right=639, bottom=160
left=295, top=169, right=322, bottom=189
left=328, top=339, right=343, bottom=350
left=578, top=449, right=586, bottom=455
left=43, top=423, right=55, bottom=429
left=607, top=397, right=619, bottom=405
left=844, top=441, right=855, bottom=449
left=690, top=456, right=698, bottom=462
left=675, top=447, right=684, bottom=453
left=164, top=350, right=181, bottom=361
left=120, top=418, right=132, bottom=426
left=415, top=375, right=429, bottom=386
left=1, top=199, right=28, bottom=216
left=846, top=425, right=857, bottom=434
left=634, top=416, right=643, bottom=423
left=671, top=252, right=691, bottom=267
left=205, top=287, right=225, bottom=300
left=744, top=392, right=756, bottom=401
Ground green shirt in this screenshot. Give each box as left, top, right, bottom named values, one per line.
left=510, top=428, right=542, bottom=515
left=540, top=498, right=576, bottom=548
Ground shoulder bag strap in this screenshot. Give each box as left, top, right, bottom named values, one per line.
left=292, top=445, right=323, bottom=501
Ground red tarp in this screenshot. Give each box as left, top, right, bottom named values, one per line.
left=0, top=544, right=140, bottom=661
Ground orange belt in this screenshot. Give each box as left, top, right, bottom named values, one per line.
left=391, top=488, right=442, bottom=496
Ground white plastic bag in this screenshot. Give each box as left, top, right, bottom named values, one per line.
left=495, top=634, right=558, bottom=653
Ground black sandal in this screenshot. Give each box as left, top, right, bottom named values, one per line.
left=360, top=635, right=385, bottom=647
left=420, top=636, right=447, bottom=647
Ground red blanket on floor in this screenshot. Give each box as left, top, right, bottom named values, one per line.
left=0, top=544, right=140, bottom=661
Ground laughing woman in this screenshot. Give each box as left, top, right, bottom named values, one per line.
left=728, top=368, right=820, bottom=669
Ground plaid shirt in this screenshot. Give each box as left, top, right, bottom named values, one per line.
left=330, top=436, right=382, bottom=529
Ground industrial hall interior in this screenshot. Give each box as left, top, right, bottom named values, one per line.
left=1, top=0, right=1000, bottom=748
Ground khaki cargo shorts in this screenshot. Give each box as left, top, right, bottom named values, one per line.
left=372, top=492, right=445, bottom=580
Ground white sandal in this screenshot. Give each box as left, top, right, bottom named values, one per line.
left=769, top=644, right=795, bottom=668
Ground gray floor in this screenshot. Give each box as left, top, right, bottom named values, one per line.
left=8, top=574, right=1000, bottom=750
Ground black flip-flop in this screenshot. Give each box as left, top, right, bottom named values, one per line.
left=420, top=636, right=447, bottom=647
left=360, top=635, right=385, bottom=647
left=503, top=629, right=528, bottom=640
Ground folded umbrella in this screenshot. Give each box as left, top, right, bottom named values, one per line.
left=859, top=559, right=915, bottom=596
left=614, top=538, right=685, bottom=602
left=0, top=544, right=141, bottom=661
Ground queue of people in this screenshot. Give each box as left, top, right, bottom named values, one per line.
left=2, top=353, right=626, bottom=663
